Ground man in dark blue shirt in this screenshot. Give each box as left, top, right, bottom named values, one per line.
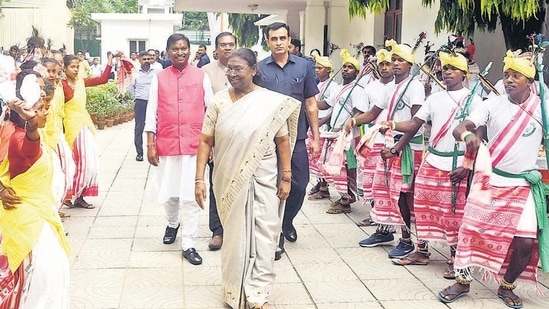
left=254, top=22, right=320, bottom=260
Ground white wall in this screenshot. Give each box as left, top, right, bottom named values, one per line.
left=0, top=0, right=73, bottom=53
left=93, top=14, right=182, bottom=60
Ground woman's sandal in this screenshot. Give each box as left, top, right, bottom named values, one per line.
left=443, top=258, right=456, bottom=279
left=74, top=197, right=95, bottom=209
left=63, top=200, right=75, bottom=208
left=308, top=190, right=330, bottom=200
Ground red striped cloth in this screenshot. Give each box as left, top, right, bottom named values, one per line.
left=456, top=144, right=540, bottom=285
left=306, top=129, right=327, bottom=179
left=72, top=127, right=99, bottom=198
left=322, top=138, right=351, bottom=197
left=370, top=149, right=423, bottom=225
left=414, top=161, right=467, bottom=245
left=0, top=240, right=30, bottom=308
left=361, top=143, right=384, bottom=200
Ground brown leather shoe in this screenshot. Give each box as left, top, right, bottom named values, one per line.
left=208, top=235, right=223, bottom=251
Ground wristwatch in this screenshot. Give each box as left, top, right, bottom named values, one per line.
left=389, top=147, right=400, bottom=156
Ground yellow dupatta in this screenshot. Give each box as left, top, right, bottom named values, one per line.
left=63, top=78, right=95, bottom=148
left=41, top=85, right=66, bottom=149
left=0, top=147, right=71, bottom=272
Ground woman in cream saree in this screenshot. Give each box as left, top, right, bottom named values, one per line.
left=195, top=48, right=300, bottom=309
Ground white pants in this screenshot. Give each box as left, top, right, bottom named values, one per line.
left=164, top=197, right=201, bottom=250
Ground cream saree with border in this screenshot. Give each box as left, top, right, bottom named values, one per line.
left=203, top=87, right=300, bottom=308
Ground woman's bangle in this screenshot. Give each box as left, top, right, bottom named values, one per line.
left=460, top=131, right=474, bottom=142
left=147, top=143, right=155, bottom=148
left=281, top=176, right=291, bottom=182
left=195, top=180, right=205, bottom=184
left=351, top=117, right=357, bottom=127
left=282, top=169, right=292, bottom=173
left=0, top=187, right=5, bottom=193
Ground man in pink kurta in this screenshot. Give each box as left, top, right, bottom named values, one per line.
left=144, top=34, right=213, bottom=265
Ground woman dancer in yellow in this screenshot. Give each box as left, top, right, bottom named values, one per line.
left=0, top=70, right=71, bottom=308
left=61, top=52, right=120, bottom=209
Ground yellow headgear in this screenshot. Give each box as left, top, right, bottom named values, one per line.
left=503, top=50, right=535, bottom=79
left=385, top=39, right=415, bottom=64
left=339, top=49, right=360, bottom=70
left=376, top=49, right=392, bottom=65
left=311, top=50, right=333, bottom=70
left=438, top=51, right=468, bottom=72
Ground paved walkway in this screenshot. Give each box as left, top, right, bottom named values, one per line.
left=65, top=121, right=549, bottom=308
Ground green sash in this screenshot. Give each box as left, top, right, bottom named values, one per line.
left=492, top=167, right=549, bottom=272
left=427, top=146, right=464, bottom=157
left=400, top=135, right=424, bottom=184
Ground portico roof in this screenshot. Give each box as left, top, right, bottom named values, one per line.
left=174, top=0, right=307, bottom=14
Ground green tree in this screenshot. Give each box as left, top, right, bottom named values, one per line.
left=348, top=0, right=548, bottom=50
left=181, top=11, right=209, bottom=31
left=67, top=0, right=138, bottom=51
left=228, top=13, right=269, bottom=48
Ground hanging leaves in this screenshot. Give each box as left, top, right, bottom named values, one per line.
left=228, top=13, right=269, bottom=48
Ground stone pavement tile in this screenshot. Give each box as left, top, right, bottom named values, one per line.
left=380, top=299, right=448, bottom=308
left=354, top=261, right=417, bottom=280
left=286, top=247, right=343, bottom=265
left=73, top=238, right=132, bottom=269
left=363, top=278, right=436, bottom=301
left=125, top=268, right=184, bottom=288
left=109, top=178, right=148, bottom=192
left=184, top=285, right=225, bottom=308
left=132, top=237, right=179, bottom=252
left=294, top=262, right=358, bottom=282
left=316, top=303, right=383, bottom=309
left=120, top=287, right=185, bottom=308
left=274, top=262, right=302, bottom=283
left=338, top=246, right=397, bottom=264
left=183, top=266, right=221, bottom=286
left=88, top=226, right=136, bottom=239
left=70, top=287, right=122, bottom=309
left=71, top=268, right=126, bottom=289
left=271, top=282, right=314, bottom=305
left=304, top=280, right=375, bottom=303
left=283, top=225, right=331, bottom=249
left=317, top=223, right=373, bottom=248
left=93, top=215, right=139, bottom=227
left=128, top=250, right=182, bottom=268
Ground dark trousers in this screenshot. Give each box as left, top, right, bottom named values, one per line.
left=280, top=140, right=309, bottom=248
left=208, top=162, right=223, bottom=236
left=134, top=99, right=147, bottom=156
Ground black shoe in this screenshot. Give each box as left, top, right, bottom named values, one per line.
left=274, top=247, right=285, bottom=261
left=136, top=154, right=143, bottom=161
left=163, top=224, right=180, bottom=244
left=283, top=225, right=297, bottom=242
left=182, top=248, right=202, bottom=265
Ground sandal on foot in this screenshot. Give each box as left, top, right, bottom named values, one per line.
left=308, top=183, right=321, bottom=195
left=326, top=203, right=352, bottom=214
left=308, top=190, right=330, bottom=200
left=391, top=251, right=430, bottom=266
left=356, top=217, right=378, bottom=227
left=443, top=260, right=456, bottom=279
left=498, top=293, right=524, bottom=309
left=437, top=286, right=469, bottom=304
left=74, top=198, right=95, bottom=209
left=63, top=200, right=75, bottom=209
